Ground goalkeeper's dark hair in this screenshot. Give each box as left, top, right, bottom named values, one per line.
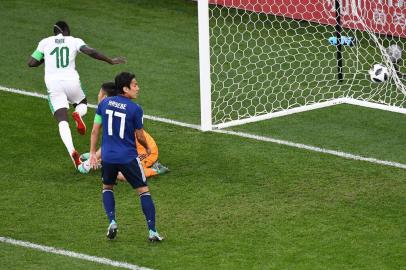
left=115, top=72, right=136, bottom=94
left=54, top=21, right=70, bottom=35
left=101, top=81, right=117, bottom=97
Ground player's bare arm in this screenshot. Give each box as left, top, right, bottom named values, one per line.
left=135, top=128, right=151, bottom=158
left=90, top=123, right=101, bottom=169
left=80, top=45, right=126, bottom=65
left=28, top=45, right=45, bottom=67
left=27, top=57, right=44, bottom=67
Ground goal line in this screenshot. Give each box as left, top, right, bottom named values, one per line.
left=1, top=85, right=405, bottom=170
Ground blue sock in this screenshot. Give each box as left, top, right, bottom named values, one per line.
left=140, top=192, right=156, bottom=232
left=102, top=189, right=116, bottom=223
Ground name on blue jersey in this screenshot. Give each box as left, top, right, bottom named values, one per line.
left=108, top=100, right=127, bottom=110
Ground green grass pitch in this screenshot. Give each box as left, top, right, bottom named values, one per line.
left=0, top=0, right=405, bottom=269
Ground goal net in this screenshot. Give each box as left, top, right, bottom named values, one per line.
left=198, top=0, right=406, bottom=130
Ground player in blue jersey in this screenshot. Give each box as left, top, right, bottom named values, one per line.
left=89, top=72, right=163, bottom=242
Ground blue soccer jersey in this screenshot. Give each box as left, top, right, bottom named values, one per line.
left=96, top=95, right=143, bottom=163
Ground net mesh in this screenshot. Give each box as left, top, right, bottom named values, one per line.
left=208, top=0, right=406, bottom=126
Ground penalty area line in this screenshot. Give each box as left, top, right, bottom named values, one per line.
left=1, top=85, right=406, bottom=170
left=0, top=236, right=154, bottom=270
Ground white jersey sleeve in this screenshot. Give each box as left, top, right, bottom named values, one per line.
left=36, top=39, right=46, bottom=54
left=73, top=37, right=86, bottom=52
left=39, top=34, right=86, bottom=81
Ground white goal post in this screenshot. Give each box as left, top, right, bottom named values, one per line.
left=198, top=0, right=406, bottom=131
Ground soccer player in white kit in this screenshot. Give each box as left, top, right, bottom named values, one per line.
left=28, top=21, right=126, bottom=168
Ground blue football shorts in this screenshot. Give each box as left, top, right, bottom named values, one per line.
left=101, top=158, right=147, bottom=189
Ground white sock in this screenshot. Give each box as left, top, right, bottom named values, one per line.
left=58, top=121, right=75, bottom=154
left=75, top=103, right=87, bottom=117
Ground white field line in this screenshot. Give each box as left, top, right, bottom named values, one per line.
left=215, top=129, right=406, bottom=169
left=0, top=85, right=200, bottom=130
left=0, top=236, right=154, bottom=270
left=91, top=102, right=200, bottom=129
left=1, top=85, right=406, bottom=170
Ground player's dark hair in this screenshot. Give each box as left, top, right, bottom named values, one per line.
left=115, top=72, right=136, bottom=94
left=101, top=81, right=117, bottom=97
left=54, top=21, right=70, bottom=35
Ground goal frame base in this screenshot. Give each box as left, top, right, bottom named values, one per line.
left=211, top=98, right=406, bottom=130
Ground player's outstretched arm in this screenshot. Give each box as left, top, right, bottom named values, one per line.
left=80, top=45, right=126, bottom=65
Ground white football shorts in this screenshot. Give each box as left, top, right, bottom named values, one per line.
left=45, top=79, right=86, bottom=113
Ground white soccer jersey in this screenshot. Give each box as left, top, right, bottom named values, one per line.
left=35, top=33, right=86, bottom=81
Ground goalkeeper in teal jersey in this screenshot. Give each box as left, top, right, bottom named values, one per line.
left=89, top=72, right=163, bottom=242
